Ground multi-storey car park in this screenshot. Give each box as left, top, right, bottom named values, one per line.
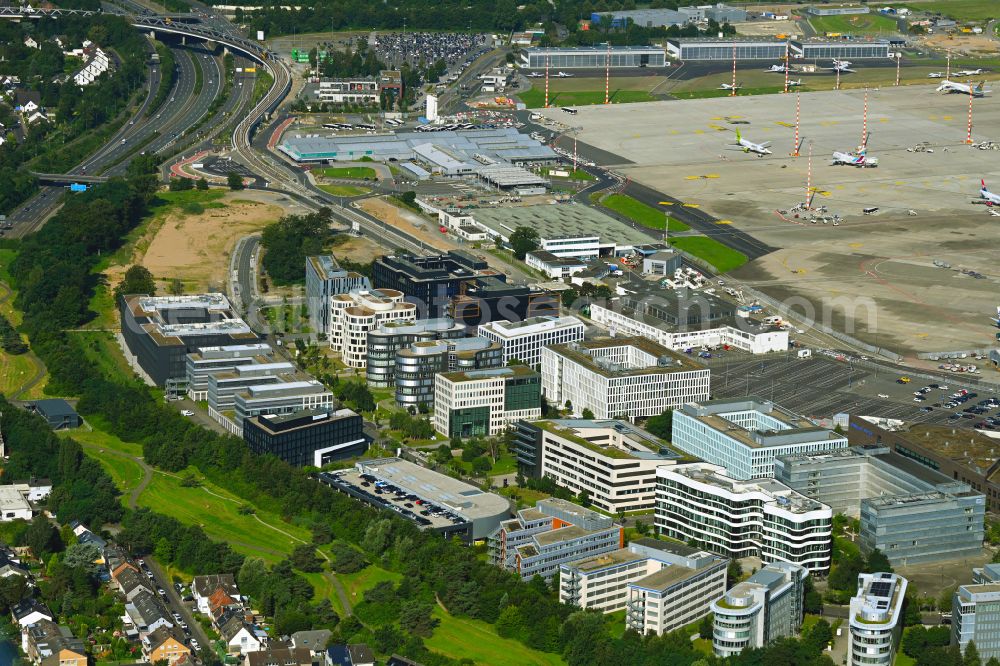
left=655, top=463, right=833, bottom=573
left=774, top=446, right=985, bottom=566
left=541, top=337, right=711, bottom=420
left=319, top=457, right=509, bottom=542
left=514, top=418, right=683, bottom=514
left=670, top=398, right=849, bottom=481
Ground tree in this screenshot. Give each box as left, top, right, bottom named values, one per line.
left=169, top=278, right=184, bottom=296
left=698, top=614, right=713, bottom=640
left=581, top=408, right=595, bottom=420
left=508, top=226, right=540, bottom=260
left=23, top=515, right=62, bottom=559
left=399, top=190, right=416, bottom=206
left=63, top=542, right=100, bottom=574
left=939, top=586, right=955, bottom=614
left=726, top=559, right=743, bottom=586
left=290, top=544, right=322, bottom=573
left=865, top=548, right=893, bottom=574
left=471, top=456, right=492, bottom=476
left=115, top=265, right=156, bottom=300
left=196, top=177, right=209, bottom=190
left=227, top=172, right=244, bottom=190
left=965, top=641, right=982, bottom=666
left=577, top=489, right=591, bottom=508
left=645, top=409, right=673, bottom=439
left=329, top=542, right=368, bottom=574
left=399, top=599, right=438, bottom=637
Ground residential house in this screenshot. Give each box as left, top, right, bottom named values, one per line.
left=13, top=91, right=40, bottom=114
left=208, top=586, right=242, bottom=625
left=12, top=599, right=53, bottom=628
left=386, top=658, right=424, bottom=666
left=245, top=646, right=313, bottom=666
left=220, top=615, right=263, bottom=656
left=25, top=620, right=86, bottom=666
left=291, top=630, right=331, bottom=663
left=0, top=548, right=29, bottom=579
left=116, top=567, right=154, bottom=602
left=192, top=574, right=240, bottom=615
left=125, top=590, right=172, bottom=638
left=143, top=626, right=191, bottom=665
left=23, top=37, right=39, bottom=49
left=325, top=644, right=374, bottom=666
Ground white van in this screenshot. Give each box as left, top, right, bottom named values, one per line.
left=797, top=349, right=812, bottom=358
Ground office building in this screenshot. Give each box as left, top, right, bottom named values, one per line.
left=954, top=577, right=1000, bottom=662
left=624, top=543, right=728, bottom=636
left=328, top=289, right=417, bottom=366
left=540, top=338, right=710, bottom=420
left=521, top=46, right=666, bottom=69
left=590, top=9, right=686, bottom=28
left=656, top=463, right=833, bottom=572
left=433, top=366, right=541, bottom=438
left=450, top=278, right=559, bottom=330
left=791, top=39, right=890, bottom=60
left=315, top=78, right=379, bottom=104
left=320, top=457, right=509, bottom=541
left=478, top=316, right=585, bottom=369
left=488, top=498, right=622, bottom=580
left=243, top=408, right=368, bottom=467
left=642, top=250, right=684, bottom=276
left=119, top=294, right=257, bottom=386
left=232, top=380, right=334, bottom=431
left=514, top=419, right=682, bottom=513
left=775, top=446, right=985, bottom=566
left=524, top=251, right=590, bottom=279
left=712, top=562, right=807, bottom=657
left=845, top=419, right=1000, bottom=514
left=666, top=38, right=787, bottom=61
left=372, top=250, right=499, bottom=317
left=0, top=485, right=36, bottom=521
left=591, top=290, right=788, bottom=355
left=559, top=538, right=724, bottom=617
left=848, top=573, right=907, bottom=666
left=394, top=337, right=502, bottom=410
left=207, top=362, right=298, bottom=411
left=672, top=398, right=848, bottom=480
left=185, top=343, right=273, bottom=400
left=306, top=255, right=371, bottom=335
left=365, top=318, right=465, bottom=388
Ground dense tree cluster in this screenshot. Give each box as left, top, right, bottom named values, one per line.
left=0, top=313, right=27, bottom=355
left=260, top=208, right=334, bottom=284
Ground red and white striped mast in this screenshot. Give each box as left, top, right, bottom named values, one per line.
left=805, top=141, right=813, bottom=209
left=791, top=92, right=801, bottom=157
left=731, top=41, right=737, bottom=96
left=967, top=82, right=974, bottom=144
left=783, top=41, right=790, bottom=93
left=861, top=87, right=869, bottom=149
left=544, top=54, right=550, bottom=108
left=605, top=42, right=611, bottom=104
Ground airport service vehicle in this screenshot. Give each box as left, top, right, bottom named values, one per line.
left=937, top=80, right=990, bottom=97
left=727, top=129, right=771, bottom=156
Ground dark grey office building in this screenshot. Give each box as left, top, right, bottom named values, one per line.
left=395, top=337, right=502, bottom=409
left=243, top=408, right=368, bottom=467
left=366, top=318, right=466, bottom=389
left=119, top=294, right=258, bottom=386
left=372, top=250, right=498, bottom=318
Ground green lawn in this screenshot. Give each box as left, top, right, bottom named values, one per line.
left=519, top=88, right=655, bottom=109
left=894, top=1, right=997, bottom=21
left=605, top=609, right=627, bottom=639
left=894, top=653, right=916, bottom=666
left=66, top=429, right=146, bottom=492
left=809, top=12, right=900, bottom=35
left=601, top=194, right=690, bottom=232
left=672, top=86, right=787, bottom=100
left=669, top=237, right=748, bottom=273
left=0, top=351, right=40, bottom=398
left=318, top=184, right=370, bottom=197
left=302, top=572, right=345, bottom=616
left=315, top=166, right=377, bottom=179
left=75, top=331, right=137, bottom=382
left=427, top=607, right=566, bottom=666
left=499, top=486, right=551, bottom=509
left=338, top=565, right=403, bottom=603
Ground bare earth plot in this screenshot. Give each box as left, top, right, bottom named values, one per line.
left=537, top=85, right=1000, bottom=355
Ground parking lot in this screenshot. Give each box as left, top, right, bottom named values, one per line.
left=710, top=355, right=1000, bottom=428
left=369, top=31, right=486, bottom=69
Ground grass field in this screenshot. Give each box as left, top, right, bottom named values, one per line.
left=601, top=194, right=690, bottom=232
left=318, top=184, right=370, bottom=197
left=894, top=0, right=997, bottom=21
left=426, top=607, right=566, bottom=666
left=75, top=331, right=137, bottom=382
left=315, top=166, right=377, bottom=179
left=519, top=88, right=656, bottom=109
left=0, top=351, right=41, bottom=398
left=66, top=430, right=146, bottom=492
left=808, top=12, right=900, bottom=35
left=339, top=565, right=402, bottom=603
left=670, top=237, right=748, bottom=273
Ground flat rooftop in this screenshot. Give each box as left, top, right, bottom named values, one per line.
left=565, top=548, right=646, bottom=573
left=471, top=203, right=651, bottom=246
left=0, top=486, right=29, bottom=513
left=480, top=315, right=584, bottom=337
left=534, top=419, right=681, bottom=461
left=680, top=397, right=843, bottom=450
left=355, top=457, right=508, bottom=521
left=664, top=463, right=829, bottom=514
left=631, top=562, right=707, bottom=592
left=547, top=337, right=705, bottom=376
left=893, top=425, right=1000, bottom=480
left=439, top=364, right=539, bottom=383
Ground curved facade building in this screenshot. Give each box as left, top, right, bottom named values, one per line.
left=365, top=318, right=465, bottom=389
left=848, top=573, right=906, bottom=666
left=328, top=289, right=416, bottom=368
left=395, top=337, right=502, bottom=410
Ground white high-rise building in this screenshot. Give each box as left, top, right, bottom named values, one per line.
left=671, top=398, right=848, bottom=480
left=477, top=315, right=585, bottom=369
left=540, top=337, right=710, bottom=420
left=848, top=573, right=907, bottom=666
left=328, top=289, right=417, bottom=367
left=426, top=93, right=438, bottom=121
left=655, top=463, right=833, bottom=573
left=712, top=562, right=808, bottom=657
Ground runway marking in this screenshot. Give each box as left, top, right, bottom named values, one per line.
left=894, top=181, right=905, bottom=186
left=943, top=115, right=953, bottom=121
left=929, top=115, right=938, bottom=120
left=716, top=219, right=733, bottom=224
left=685, top=174, right=720, bottom=180
left=632, top=134, right=642, bottom=138
left=708, top=124, right=726, bottom=131
left=683, top=203, right=700, bottom=208
left=658, top=201, right=676, bottom=205
left=712, top=116, right=724, bottom=120
left=849, top=242, right=863, bottom=248
left=878, top=117, right=889, bottom=123
left=670, top=129, right=680, bottom=134
left=775, top=121, right=794, bottom=128
left=835, top=185, right=845, bottom=190
left=694, top=129, right=705, bottom=134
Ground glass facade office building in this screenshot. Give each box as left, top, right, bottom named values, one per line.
left=522, top=47, right=666, bottom=69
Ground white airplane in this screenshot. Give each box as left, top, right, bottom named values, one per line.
left=718, top=82, right=742, bottom=91
left=526, top=71, right=543, bottom=78
left=956, top=68, right=987, bottom=76
left=928, top=72, right=945, bottom=78
left=832, top=138, right=878, bottom=168
left=980, top=179, right=1000, bottom=205
left=555, top=71, right=574, bottom=78
left=727, top=129, right=771, bottom=156
left=989, top=208, right=1000, bottom=217
left=788, top=79, right=803, bottom=87
left=765, top=64, right=789, bottom=72
left=828, top=59, right=855, bottom=73
left=937, top=79, right=990, bottom=97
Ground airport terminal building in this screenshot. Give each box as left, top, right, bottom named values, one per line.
left=521, top=46, right=666, bottom=69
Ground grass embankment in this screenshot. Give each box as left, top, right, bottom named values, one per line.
left=891, top=0, right=996, bottom=21
left=601, top=194, right=690, bottom=232
left=808, top=12, right=900, bottom=35
left=519, top=88, right=655, bottom=109
left=542, top=167, right=594, bottom=181
left=0, top=249, right=47, bottom=399
left=251, top=70, right=275, bottom=108
left=318, top=184, right=370, bottom=197
left=670, top=237, right=747, bottom=274
left=426, top=607, right=566, bottom=666
left=315, top=166, right=377, bottom=179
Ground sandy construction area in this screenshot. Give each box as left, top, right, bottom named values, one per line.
left=357, top=197, right=453, bottom=252
left=138, top=191, right=284, bottom=292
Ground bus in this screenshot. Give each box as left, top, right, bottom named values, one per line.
left=561, top=107, right=578, bottom=115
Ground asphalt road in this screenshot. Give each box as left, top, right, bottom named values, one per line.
left=144, top=557, right=211, bottom=656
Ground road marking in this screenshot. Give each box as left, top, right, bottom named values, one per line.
left=683, top=203, right=700, bottom=208
left=849, top=242, right=863, bottom=248
left=716, top=219, right=732, bottom=224
left=658, top=201, right=676, bottom=205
